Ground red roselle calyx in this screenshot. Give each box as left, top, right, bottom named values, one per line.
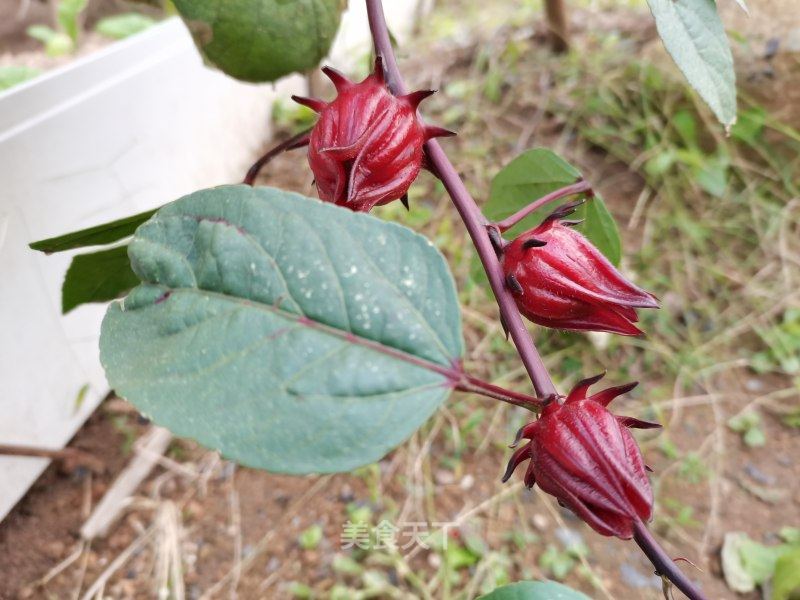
left=501, top=202, right=658, bottom=336
left=503, top=373, right=660, bottom=539
left=292, top=58, right=454, bottom=212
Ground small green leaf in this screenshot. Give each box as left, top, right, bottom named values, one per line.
left=780, top=528, right=800, bottom=545
left=646, top=0, right=737, bottom=128
left=0, top=66, right=42, bottom=91
left=731, top=108, right=766, bottom=145
left=73, top=383, right=90, bottom=413
left=773, top=547, right=800, bottom=600
left=288, top=582, right=314, bottom=599
left=62, top=245, right=139, bottom=313
left=478, top=580, right=591, bottom=600
left=447, top=543, right=481, bottom=570
left=95, top=13, right=156, bottom=39
left=741, top=539, right=785, bottom=584
left=332, top=554, right=363, bottom=576
left=100, top=186, right=464, bottom=474
left=727, top=411, right=760, bottom=433
left=485, top=148, right=621, bottom=265
left=298, top=524, right=323, bottom=550
left=57, top=0, right=88, bottom=43
left=724, top=533, right=786, bottom=587
left=172, top=0, right=345, bottom=83
left=27, top=24, right=59, bottom=44
left=27, top=25, right=74, bottom=56
left=30, top=208, right=157, bottom=253
left=743, top=427, right=766, bottom=448
left=722, top=532, right=757, bottom=593
left=539, top=546, right=575, bottom=581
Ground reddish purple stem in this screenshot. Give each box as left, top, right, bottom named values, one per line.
left=244, top=129, right=311, bottom=186
left=365, top=2, right=709, bottom=598
left=496, top=180, right=592, bottom=232
left=633, top=520, right=707, bottom=600
left=365, top=0, right=556, bottom=398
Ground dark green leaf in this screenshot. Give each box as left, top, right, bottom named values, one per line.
left=173, top=0, right=345, bottom=82
left=95, top=13, right=156, bottom=40
left=484, top=148, right=621, bottom=265
left=100, top=185, right=464, bottom=474
left=29, top=208, right=157, bottom=254
left=479, top=581, right=591, bottom=600
left=485, top=148, right=580, bottom=237
left=581, top=194, right=621, bottom=266
left=646, top=0, right=737, bottom=128
left=62, top=245, right=139, bottom=313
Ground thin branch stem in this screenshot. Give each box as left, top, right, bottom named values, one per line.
left=456, top=375, right=544, bottom=411
left=496, top=180, right=592, bottom=232
left=366, top=0, right=556, bottom=398
left=0, top=443, right=104, bottom=473
left=633, top=520, right=708, bottom=600
left=543, top=0, right=570, bottom=53
left=243, top=129, right=311, bottom=186
left=365, top=3, right=708, bottom=598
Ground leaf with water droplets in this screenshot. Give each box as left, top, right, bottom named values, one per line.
left=100, top=185, right=463, bottom=474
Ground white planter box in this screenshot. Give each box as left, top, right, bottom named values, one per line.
left=0, top=4, right=424, bottom=522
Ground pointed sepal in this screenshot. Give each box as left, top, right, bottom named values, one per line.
left=322, top=66, right=353, bottom=92
left=291, top=95, right=327, bottom=113
left=565, top=372, right=606, bottom=403
left=424, top=125, right=456, bottom=140
left=403, top=89, right=435, bottom=109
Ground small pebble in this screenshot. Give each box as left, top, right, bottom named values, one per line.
left=339, top=484, right=354, bottom=503
left=434, top=469, right=455, bottom=485
left=620, top=562, right=661, bottom=589
left=745, top=462, right=776, bottom=485
left=531, top=513, right=548, bottom=530
left=555, top=526, right=583, bottom=550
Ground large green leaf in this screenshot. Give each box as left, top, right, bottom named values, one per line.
left=479, top=581, right=591, bottom=600
left=173, top=0, right=345, bottom=82
left=29, top=208, right=157, bottom=254
left=646, top=0, right=737, bottom=128
left=100, top=185, right=463, bottom=474
left=484, top=148, right=621, bottom=265
left=62, top=245, right=139, bottom=313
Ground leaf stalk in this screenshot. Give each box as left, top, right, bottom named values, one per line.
left=495, top=180, right=592, bottom=233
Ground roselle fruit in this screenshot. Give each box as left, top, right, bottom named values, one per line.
left=502, top=202, right=658, bottom=336
left=292, top=58, right=453, bottom=211
left=503, top=373, right=660, bottom=539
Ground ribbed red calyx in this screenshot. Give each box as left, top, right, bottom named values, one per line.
left=501, top=202, right=658, bottom=335
left=503, top=373, right=660, bottom=539
left=292, top=58, right=454, bottom=212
